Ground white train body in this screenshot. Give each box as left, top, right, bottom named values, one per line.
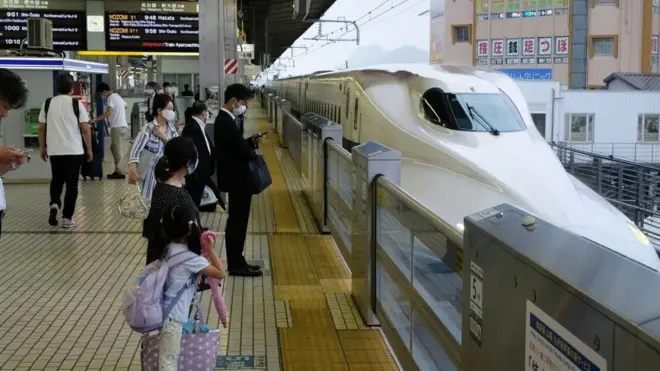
left=266, top=63, right=660, bottom=270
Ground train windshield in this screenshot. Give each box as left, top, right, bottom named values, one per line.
left=422, top=88, right=526, bottom=133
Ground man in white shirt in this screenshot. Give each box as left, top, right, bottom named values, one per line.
left=38, top=73, right=93, bottom=229
left=94, top=82, right=128, bottom=179
left=144, top=81, right=161, bottom=122
left=0, top=68, right=31, bottom=236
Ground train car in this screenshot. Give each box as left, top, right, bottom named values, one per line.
left=266, top=63, right=660, bottom=270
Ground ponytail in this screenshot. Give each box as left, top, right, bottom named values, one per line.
left=154, top=155, right=171, bottom=182
left=160, top=204, right=202, bottom=255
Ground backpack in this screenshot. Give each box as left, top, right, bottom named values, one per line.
left=122, top=250, right=199, bottom=333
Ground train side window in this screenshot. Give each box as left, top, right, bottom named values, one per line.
left=345, top=89, right=350, bottom=119
left=421, top=88, right=451, bottom=126
left=353, top=98, right=359, bottom=130
left=338, top=107, right=341, bottom=124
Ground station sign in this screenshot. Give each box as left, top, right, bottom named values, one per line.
left=237, top=44, right=254, bottom=60
left=0, top=0, right=87, bottom=50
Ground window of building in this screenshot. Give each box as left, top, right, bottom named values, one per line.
left=531, top=113, right=547, bottom=139
left=638, top=114, right=660, bottom=142
left=451, top=25, right=471, bottom=44
left=565, top=113, right=595, bottom=142
left=590, top=36, right=617, bottom=57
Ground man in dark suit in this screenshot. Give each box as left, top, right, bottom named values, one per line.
left=182, top=101, right=220, bottom=212
left=215, top=84, right=263, bottom=277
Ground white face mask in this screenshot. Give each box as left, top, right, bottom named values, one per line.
left=145, top=88, right=154, bottom=95
left=233, top=104, right=247, bottom=116
left=157, top=89, right=164, bottom=94
left=161, top=109, right=176, bottom=121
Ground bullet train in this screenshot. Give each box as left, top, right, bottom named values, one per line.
left=265, top=63, right=660, bottom=271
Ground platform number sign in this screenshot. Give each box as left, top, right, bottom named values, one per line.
left=469, top=261, right=484, bottom=347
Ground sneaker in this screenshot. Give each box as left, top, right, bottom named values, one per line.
left=48, top=205, right=59, bottom=226
left=61, top=218, right=76, bottom=229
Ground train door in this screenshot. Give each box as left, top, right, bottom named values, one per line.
left=347, top=83, right=361, bottom=145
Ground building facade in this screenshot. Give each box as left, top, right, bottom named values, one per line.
left=443, top=0, right=660, bottom=88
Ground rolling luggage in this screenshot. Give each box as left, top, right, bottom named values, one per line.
left=81, top=127, right=103, bottom=180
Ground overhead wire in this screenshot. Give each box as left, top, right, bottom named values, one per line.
left=288, top=0, right=415, bottom=59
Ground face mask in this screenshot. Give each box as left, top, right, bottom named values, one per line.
left=157, top=89, right=164, bottom=94
left=233, top=103, right=247, bottom=116
left=145, top=88, right=154, bottom=95
left=162, top=109, right=176, bottom=121
left=187, top=158, right=199, bottom=175
left=165, top=87, right=171, bottom=93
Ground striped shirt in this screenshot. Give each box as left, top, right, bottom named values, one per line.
left=128, top=120, right=178, bottom=200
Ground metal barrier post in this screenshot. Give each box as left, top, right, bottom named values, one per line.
left=266, top=94, right=274, bottom=122
left=277, top=99, right=290, bottom=134
left=351, top=141, right=401, bottom=326
left=300, top=113, right=342, bottom=233
left=279, top=100, right=291, bottom=147
left=462, top=203, right=660, bottom=370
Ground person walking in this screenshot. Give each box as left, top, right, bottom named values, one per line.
left=215, top=83, right=263, bottom=277
left=38, top=73, right=93, bottom=228
left=94, top=82, right=128, bottom=179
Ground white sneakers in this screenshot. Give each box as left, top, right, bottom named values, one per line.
left=48, top=204, right=75, bottom=229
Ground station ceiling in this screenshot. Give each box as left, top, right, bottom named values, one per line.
left=241, top=0, right=337, bottom=67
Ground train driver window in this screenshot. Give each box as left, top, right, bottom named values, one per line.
left=421, top=88, right=452, bottom=127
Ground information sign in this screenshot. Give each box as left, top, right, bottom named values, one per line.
left=105, top=11, right=199, bottom=52
left=525, top=301, right=607, bottom=371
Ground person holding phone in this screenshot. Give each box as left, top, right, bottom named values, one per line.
left=214, top=84, right=263, bottom=277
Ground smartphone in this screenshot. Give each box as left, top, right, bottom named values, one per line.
left=258, top=131, right=268, bottom=138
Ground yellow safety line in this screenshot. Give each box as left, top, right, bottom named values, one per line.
left=257, top=117, right=301, bottom=233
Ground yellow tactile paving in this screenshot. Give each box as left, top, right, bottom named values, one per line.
left=270, top=235, right=319, bottom=286
left=256, top=102, right=398, bottom=371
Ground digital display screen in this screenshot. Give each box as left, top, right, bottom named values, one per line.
left=105, top=12, right=199, bottom=53
left=0, top=9, right=87, bottom=50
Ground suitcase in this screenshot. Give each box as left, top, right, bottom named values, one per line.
left=81, top=129, right=103, bottom=180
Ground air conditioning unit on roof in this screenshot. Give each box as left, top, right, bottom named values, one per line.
left=27, top=18, right=53, bottom=50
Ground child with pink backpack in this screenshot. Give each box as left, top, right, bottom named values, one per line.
left=123, top=204, right=225, bottom=371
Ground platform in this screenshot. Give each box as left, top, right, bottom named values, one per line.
left=0, top=107, right=398, bottom=371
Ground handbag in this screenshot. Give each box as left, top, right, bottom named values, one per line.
left=140, top=299, right=219, bottom=371
left=199, top=186, right=218, bottom=207
left=117, top=184, right=149, bottom=220
left=248, top=154, right=272, bottom=195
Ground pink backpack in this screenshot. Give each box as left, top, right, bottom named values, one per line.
left=201, top=231, right=228, bottom=327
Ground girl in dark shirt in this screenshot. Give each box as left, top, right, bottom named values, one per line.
left=144, top=136, right=201, bottom=264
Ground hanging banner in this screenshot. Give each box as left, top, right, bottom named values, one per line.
left=430, top=0, right=445, bottom=64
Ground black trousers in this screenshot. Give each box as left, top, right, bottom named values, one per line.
left=50, top=155, right=82, bottom=219
left=225, top=189, right=252, bottom=270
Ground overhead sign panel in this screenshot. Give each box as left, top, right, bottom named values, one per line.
left=0, top=0, right=86, bottom=50
left=237, top=44, right=254, bottom=60
left=105, top=1, right=199, bottom=53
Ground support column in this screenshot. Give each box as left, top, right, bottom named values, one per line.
left=107, top=56, right=117, bottom=89
left=350, top=141, right=402, bottom=326
left=146, top=58, right=154, bottom=82
left=199, top=0, right=226, bottom=101
left=120, top=56, right=130, bottom=90
left=155, top=57, right=163, bottom=85
left=224, top=0, right=238, bottom=86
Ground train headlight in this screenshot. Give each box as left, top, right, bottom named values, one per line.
left=628, top=223, right=650, bottom=246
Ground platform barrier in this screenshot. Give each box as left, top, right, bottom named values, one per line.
left=267, top=100, right=660, bottom=370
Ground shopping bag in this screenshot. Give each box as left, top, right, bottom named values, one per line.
left=248, top=154, right=272, bottom=195
left=117, top=184, right=150, bottom=220
left=200, top=231, right=228, bottom=328
left=140, top=300, right=220, bottom=371
left=199, top=186, right=218, bottom=207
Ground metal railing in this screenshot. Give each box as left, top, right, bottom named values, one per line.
left=375, top=177, right=463, bottom=370
left=552, top=142, right=660, bottom=248
left=559, top=142, right=660, bottom=164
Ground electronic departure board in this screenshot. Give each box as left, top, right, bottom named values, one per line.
left=0, top=9, right=87, bottom=50
left=105, top=12, right=199, bottom=53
